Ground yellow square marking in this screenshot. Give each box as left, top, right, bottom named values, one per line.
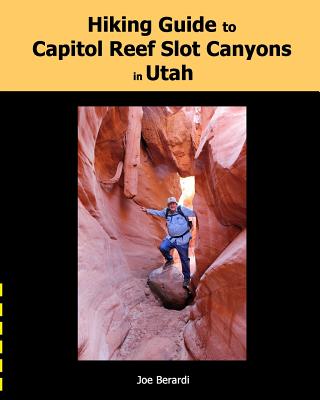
left=0, top=321, right=2, bottom=335
left=0, top=283, right=2, bottom=297
left=0, top=359, right=2, bottom=372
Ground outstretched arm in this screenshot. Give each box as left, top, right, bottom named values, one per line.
left=140, top=206, right=167, bottom=218
left=181, top=206, right=197, bottom=218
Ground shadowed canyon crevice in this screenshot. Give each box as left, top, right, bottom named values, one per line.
left=78, top=106, right=246, bottom=360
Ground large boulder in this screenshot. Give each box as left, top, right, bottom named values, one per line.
left=148, top=266, right=189, bottom=310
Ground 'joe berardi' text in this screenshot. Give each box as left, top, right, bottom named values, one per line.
left=137, top=376, right=190, bottom=384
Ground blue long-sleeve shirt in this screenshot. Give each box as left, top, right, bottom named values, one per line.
left=146, top=206, right=196, bottom=245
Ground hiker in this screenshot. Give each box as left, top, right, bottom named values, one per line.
left=141, top=197, right=196, bottom=288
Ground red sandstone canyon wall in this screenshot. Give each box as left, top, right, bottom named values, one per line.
left=78, top=107, right=181, bottom=359
left=185, top=107, right=247, bottom=360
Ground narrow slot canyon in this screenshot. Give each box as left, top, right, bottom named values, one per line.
left=78, top=106, right=246, bottom=360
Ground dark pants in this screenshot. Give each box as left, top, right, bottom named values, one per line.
left=159, top=238, right=190, bottom=280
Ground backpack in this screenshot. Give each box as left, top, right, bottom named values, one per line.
left=165, top=205, right=193, bottom=230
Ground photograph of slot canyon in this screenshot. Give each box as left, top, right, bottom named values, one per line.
left=78, top=106, right=246, bottom=360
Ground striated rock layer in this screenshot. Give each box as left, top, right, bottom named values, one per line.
left=192, top=107, right=246, bottom=285
left=184, top=230, right=246, bottom=360
left=186, top=106, right=247, bottom=360
left=78, top=107, right=181, bottom=359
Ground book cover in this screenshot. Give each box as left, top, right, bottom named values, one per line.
left=0, top=0, right=318, bottom=396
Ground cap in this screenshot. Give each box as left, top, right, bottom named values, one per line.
left=167, top=197, right=178, bottom=205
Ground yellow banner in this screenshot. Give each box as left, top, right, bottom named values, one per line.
left=1, top=0, right=319, bottom=90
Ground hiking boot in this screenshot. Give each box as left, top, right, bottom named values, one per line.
left=183, top=278, right=190, bottom=288
left=163, top=259, right=174, bottom=269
